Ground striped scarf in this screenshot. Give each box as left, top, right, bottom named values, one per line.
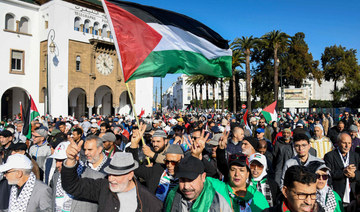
left=250, top=177, right=273, bottom=207
left=9, top=172, right=36, bottom=212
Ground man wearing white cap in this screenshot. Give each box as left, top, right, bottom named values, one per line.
left=0, top=154, right=52, bottom=211
left=249, top=153, right=280, bottom=207
left=61, top=140, right=163, bottom=211
left=50, top=141, right=105, bottom=212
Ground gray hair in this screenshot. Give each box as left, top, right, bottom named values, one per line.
left=16, top=169, right=32, bottom=176
left=113, top=127, right=121, bottom=134
left=337, top=132, right=350, bottom=143
left=85, top=135, right=103, bottom=148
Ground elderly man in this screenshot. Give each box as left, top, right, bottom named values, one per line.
left=61, top=141, right=163, bottom=211
left=0, top=154, right=52, bottom=211
left=14, top=121, right=27, bottom=144
left=164, top=156, right=231, bottom=211
left=50, top=141, right=105, bottom=212
left=324, top=133, right=360, bottom=206
left=241, top=136, right=258, bottom=157
left=349, top=125, right=360, bottom=152
left=29, top=128, right=51, bottom=174
left=267, top=166, right=317, bottom=212
left=82, top=135, right=110, bottom=174
left=310, top=124, right=333, bottom=159
left=100, top=132, right=118, bottom=159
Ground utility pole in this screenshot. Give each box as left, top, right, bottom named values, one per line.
left=155, top=85, right=158, bottom=111
left=160, top=77, right=162, bottom=112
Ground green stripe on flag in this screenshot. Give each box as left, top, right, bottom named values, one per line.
left=127, top=50, right=232, bottom=81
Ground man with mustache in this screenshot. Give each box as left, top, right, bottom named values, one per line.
left=61, top=140, right=163, bottom=211
left=142, top=129, right=170, bottom=164
left=324, top=133, right=360, bottom=207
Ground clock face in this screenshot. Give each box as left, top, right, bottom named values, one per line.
left=96, top=53, right=114, bottom=75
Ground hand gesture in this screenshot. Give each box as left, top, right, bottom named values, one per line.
left=190, top=130, right=209, bottom=160
left=219, top=130, right=230, bottom=150
left=142, top=145, right=155, bottom=158
left=131, top=123, right=146, bottom=148
left=173, top=136, right=182, bottom=145
left=65, top=140, right=83, bottom=166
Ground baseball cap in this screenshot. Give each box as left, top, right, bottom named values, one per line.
left=49, top=141, right=70, bottom=160
left=249, top=153, right=267, bottom=167
left=256, top=128, right=265, bottom=134
left=211, top=126, right=221, bottom=134
left=101, top=132, right=116, bottom=142
left=175, top=156, right=204, bottom=180
left=0, top=154, right=33, bottom=172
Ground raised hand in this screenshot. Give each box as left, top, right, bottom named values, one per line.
left=219, top=130, right=230, bottom=150
left=190, top=130, right=209, bottom=160
left=65, top=140, right=83, bottom=166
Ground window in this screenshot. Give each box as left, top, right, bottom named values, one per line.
left=10, top=49, right=24, bottom=74
left=76, top=56, right=81, bottom=71
left=5, top=13, right=15, bottom=31
left=101, top=24, right=107, bottom=37
left=109, top=32, right=113, bottom=39
left=74, top=17, right=80, bottom=31
left=19, top=17, right=29, bottom=33
left=83, top=19, right=90, bottom=33
left=93, top=22, right=99, bottom=35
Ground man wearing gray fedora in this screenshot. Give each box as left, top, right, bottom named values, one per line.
left=61, top=140, right=163, bottom=212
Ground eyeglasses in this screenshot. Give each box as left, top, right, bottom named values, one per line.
left=291, top=190, right=317, bottom=200
left=228, top=154, right=247, bottom=163
left=316, top=174, right=329, bottom=180
left=294, top=144, right=308, bottom=149
left=164, top=160, right=179, bottom=166
left=4, top=170, right=17, bottom=175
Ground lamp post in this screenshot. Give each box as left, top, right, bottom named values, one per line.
left=46, top=29, right=56, bottom=115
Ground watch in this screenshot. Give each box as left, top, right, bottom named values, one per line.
left=96, top=53, right=114, bottom=75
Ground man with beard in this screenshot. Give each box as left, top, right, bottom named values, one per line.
left=241, top=136, right=258, bottom=157
left=169, top=125, right=190, bottom=152
left=82, top=135, right=110, bottom=174
left=0, top=154, right=52, bottom=211
left=100, top=132, right=118, bottom=159
left=61, top=141, right=163, bottom=212
left=142, top=130, right=170, bottom=164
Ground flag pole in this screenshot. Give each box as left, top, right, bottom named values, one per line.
left=125, top=82, right=151, bottom=165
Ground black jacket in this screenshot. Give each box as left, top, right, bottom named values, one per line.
left=61, top=162, right=163, bottom=212
left=324, top=149, right=360, bottom=200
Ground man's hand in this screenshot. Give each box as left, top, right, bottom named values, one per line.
left=218, top=130, right=230, bottom=150
left=65, top=140, right=83, bottom=167
left=142, top=145, right=155, bottom=158
left=173, top=136, right=182, bottom=145
left=130, top=123, right=147, bottom=148
left=344, top=164, right=356, bottom=178
left=190, top=130, right=209, bottom=160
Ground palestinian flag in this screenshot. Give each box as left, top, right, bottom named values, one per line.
left=102, top=0, right=232, bottom=82
left=23, top=95, right=40, bottom=139
left=261, top=101, right=278, bottom=124
left=243, top=109, right=252, bottom=136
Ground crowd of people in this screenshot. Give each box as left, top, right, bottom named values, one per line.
left=0, top=109, right=360, bottom=212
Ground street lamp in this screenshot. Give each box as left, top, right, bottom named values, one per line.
left=46, top=29, right=56, bottom=115
left=276, top=58, right=283, bottom=110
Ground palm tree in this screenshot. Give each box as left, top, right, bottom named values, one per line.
left=261, top=30, right=289, bottom=105
left=186, top=76, right=198, bottom=108
left=232, top=36, right=259, bottom=113
left=204, top=76, right=218, bottom=109
left=229, top=43, right=245, bottom=113
left=186, top=75, right=205, bottom=110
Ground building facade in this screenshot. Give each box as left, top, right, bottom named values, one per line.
left=0, top=0, right=153, bottom=119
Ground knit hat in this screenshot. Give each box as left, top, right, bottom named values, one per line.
left=243, top=136, right=258, bottom=150
left=164, top=144, right=184, bottom=155
left=152, top=130, right=167, bottom=138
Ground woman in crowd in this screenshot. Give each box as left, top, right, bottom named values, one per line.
left=307, top=161, right=344, bottom=212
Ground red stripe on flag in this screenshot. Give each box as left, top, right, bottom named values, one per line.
left=30, top=95, right=39, bottom=112
left=105, top=0, right=162, bottom=82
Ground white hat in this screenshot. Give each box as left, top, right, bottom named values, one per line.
left=49, top=141, right=70, bottom=160
left=73, top=121, right=79, bottom=125
left=91, top=119, right=97, bottom=123
left=249, top=153, right=267, bottom=168
left=0, top=154, right=33, bottom=172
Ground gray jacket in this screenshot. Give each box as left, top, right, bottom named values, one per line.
left=26, top=179, right=52, bottom=212
left=280, top=154, right=324, bottom=187
left=51, top=167, right=105, bottom=212
left=29, top=141, right=52, bottom=172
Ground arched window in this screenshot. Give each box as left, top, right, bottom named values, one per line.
left=83, top=19, right=90, bottom=33
left=93, top=22, right=99, bottom=35
left=74, top=17, right=81, bottom=31
left=5, top=13, right=15, bottom=31
left=19, top=17, right=29, bottom=33
left=76, top=56, right=81, bottom=71
left=101, top=24, right=107, bottom=37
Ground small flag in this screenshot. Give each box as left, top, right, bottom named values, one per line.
left=261, top=101, right=278, bottom=124
left=243, top=109, right=252, bottom=136
left=101, top=0, right=232, bottom=82
left=22, top=95, right=40, bottom=139
left=139, top=108, right=145, bottom=119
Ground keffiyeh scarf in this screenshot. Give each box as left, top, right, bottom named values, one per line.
left=9, top=172, right=36, bottom=212
left=317, top=185, right=337, bottom=212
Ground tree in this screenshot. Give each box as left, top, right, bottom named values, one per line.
left=321, top=45, right=358, bottom=101
left=232, top=36, right=259, bottom=112
left=186, top=75, right=205, bottom=110
left=186, top=76, right=198, bottom=108
left=229, top=42, right=245, bottom=113
left=261, top=30, right=290, bottom=105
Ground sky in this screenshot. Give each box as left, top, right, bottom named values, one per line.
left=127, top=0, right=360, bottom=102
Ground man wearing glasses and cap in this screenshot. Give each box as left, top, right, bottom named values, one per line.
left=0, top=154, right=52, bottom=211
left=61, top=140, right=162, bottom=211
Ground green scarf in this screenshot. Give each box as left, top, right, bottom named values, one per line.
left=165, top=179, right=216, bottom=212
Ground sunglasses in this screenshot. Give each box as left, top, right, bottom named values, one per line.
left=228, top=154, right=247, bottom=163
left=316, top=174, right=329, bottom=180
left=164, top=160, right=179, bottom=166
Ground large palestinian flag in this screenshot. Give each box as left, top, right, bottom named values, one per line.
left=22, top=95, right=40, bottom=139
left=101, top=0, right=232, bottom=82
